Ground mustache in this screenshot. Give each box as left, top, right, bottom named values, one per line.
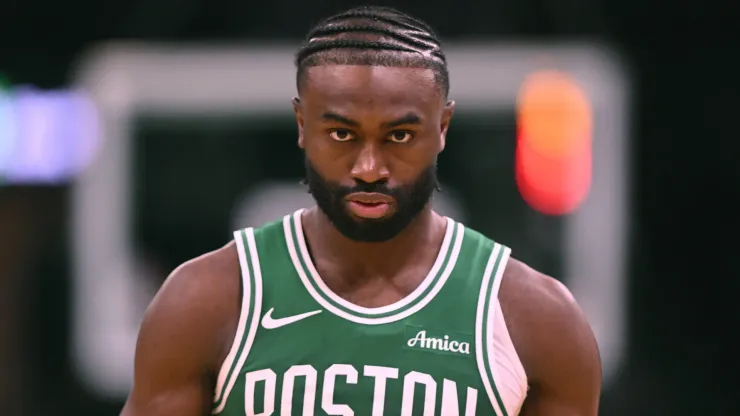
left=335, top=180, right=398, bottom=196
left=302, top=156, right=440, bottom=195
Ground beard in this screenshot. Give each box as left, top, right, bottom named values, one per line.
left=304, top=158, right=439, bottom=243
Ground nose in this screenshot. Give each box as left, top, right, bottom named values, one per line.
left=350, top=142, right=390, bottom=184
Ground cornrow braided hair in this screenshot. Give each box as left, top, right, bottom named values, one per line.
left=295, top=6, right=449, bottom=97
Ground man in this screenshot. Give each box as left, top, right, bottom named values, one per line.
left=121, top=6, right=601, bottom=416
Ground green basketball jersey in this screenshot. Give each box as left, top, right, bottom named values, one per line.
left=212, top=209, right=514, bottom=416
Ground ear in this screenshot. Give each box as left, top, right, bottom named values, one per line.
left=293, top=97, right=305, bottom=148
left=439, top=100, right=455, bottom=152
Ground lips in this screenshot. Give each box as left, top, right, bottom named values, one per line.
left=345, top=193, right=394, bottom=219
left=346, top=192, right=394, bottom=204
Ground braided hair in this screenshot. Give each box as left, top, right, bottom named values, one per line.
left=295, top=6, right=449, bottom=98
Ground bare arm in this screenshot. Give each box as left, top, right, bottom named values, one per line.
left=121, top=245, right=239, bottom=416
left=502, top=260, right=602, bottom=416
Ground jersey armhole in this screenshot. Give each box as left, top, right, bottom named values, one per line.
left=475, top=243, right=512, bottom=416
left=212, top=228, right=264, bottom=414
left=491, top=299, right=528, bottom=413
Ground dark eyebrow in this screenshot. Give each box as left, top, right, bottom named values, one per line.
left=321, top=112, right=359, bottom=127
left=383, top=112, right=422, bottom=129
left=320, top=111, right=423, bottom=129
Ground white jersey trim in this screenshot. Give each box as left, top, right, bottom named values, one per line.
left=293, top=209, right=455, bottom=315
left=492, top=301, right=528, bottom=414
left=284, top=211, right=464, bottom=325
left=213, top=230, right=252, bottom=404
left=484, top=245, right=528, bottom=415
left=475, top=244, right=508, bottom=416
left=212, top=228, right=264, bottom=414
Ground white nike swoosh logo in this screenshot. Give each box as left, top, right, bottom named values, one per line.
left=261, top=308, right=322, bottom=329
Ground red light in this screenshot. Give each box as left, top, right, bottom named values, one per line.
left=515, top=71, right=593, bottom=215
left=516, top=134, right=591, bottom=215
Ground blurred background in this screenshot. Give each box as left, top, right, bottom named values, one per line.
left=0, top=0, right=738, bottom=415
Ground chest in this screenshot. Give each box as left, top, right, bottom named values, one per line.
left=313, top=264, right=436, bottom=310
left=216, top=314, right=491, bottom=416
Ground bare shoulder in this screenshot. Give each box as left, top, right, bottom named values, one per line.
left=498, top=258, right=588, bottom=348
left=141, top=241, right=242, bottom=369
left=151, top=241, right=241, bottom=323
left=499, top=257, right=601, bottom=415
left=122, top=242, right=241, bottom=415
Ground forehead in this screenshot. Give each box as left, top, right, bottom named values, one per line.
left=301, top=65, right=442, bottom=115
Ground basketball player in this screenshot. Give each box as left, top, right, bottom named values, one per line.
left=121, top=6, right=601, bottom=416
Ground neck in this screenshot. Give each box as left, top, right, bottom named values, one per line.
left=302, top=206, right=446, bottom=279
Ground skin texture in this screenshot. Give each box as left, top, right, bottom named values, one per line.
left=121, top=65, right=601, bottom=416
left=501, top=259, right=602, bottom=415
left=294, top=65, right=454, bottom=300
left=121, top=243, right=241, bottom=416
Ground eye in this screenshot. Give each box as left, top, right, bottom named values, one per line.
left=388, top=131, right=414, bottom=144
left=329, top=129, right=355, bottom=142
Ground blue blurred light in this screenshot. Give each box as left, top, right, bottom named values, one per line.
left=0, top=89, right=17, bottom=178
left=0, top=86, right=99, bottom=184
